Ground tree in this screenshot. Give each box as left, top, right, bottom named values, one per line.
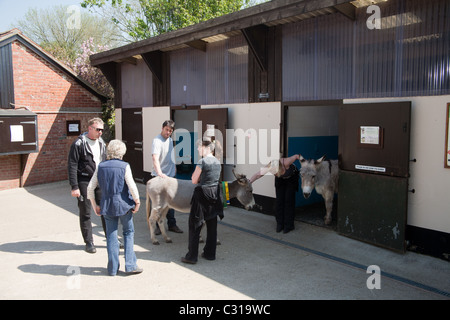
left=68, top=38, right=115, bottom=140
left=81, top=0, right=264, bottom=42
left=70, top=38, right=114, bottom=98
left=16, top=5, right=123, bottom=63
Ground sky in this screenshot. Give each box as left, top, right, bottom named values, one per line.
left=0, top=0, right=89, bottom=32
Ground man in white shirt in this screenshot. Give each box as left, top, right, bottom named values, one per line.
left=151, top=120, right=183, bottom=234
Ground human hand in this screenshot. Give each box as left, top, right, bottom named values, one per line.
left=94, top=205, right=101, bottom=216
left=71, top=189, right=81, bottom=198
left=132, top=202, right=140, bottom=213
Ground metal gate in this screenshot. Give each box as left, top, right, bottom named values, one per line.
left=337, top=102, right=411, bottom=252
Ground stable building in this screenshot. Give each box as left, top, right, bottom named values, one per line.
left=90, top=0, right=450, bottom=259
left=0, top=29, right=107, bottom=190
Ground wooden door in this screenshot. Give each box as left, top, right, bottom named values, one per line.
left=197, top=108, right=228, bottom=162
left=121, top=108, right=144, bottom=182
left=337, top=102, right=411, bottom=252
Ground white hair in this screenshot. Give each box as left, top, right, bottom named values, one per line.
left=106, top=139, right=127, bottom=160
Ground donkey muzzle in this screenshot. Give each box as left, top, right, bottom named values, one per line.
left=303, top=192, right=311, bottom=199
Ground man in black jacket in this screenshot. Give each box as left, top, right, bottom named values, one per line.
left=68, top=118, right=106, bottom=253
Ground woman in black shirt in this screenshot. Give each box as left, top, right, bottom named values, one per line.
left=182, top=140, right=223, bottom=264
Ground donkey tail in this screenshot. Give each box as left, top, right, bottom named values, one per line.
left=146, top=190, right=151, bottom=230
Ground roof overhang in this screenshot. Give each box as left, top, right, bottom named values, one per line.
left=90, top=0, right=367, bottom=66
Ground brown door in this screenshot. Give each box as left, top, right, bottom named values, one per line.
left=338, top=102, right=411, bottom=178
left=337, top=102, right=411, bottom=252
left=197, top=108, right=228, bottom=162
left=121, top=108, right=144, bottom=182
left=197, top=108, right=228, bottom=181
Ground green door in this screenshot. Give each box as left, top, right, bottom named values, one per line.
left=337, top=102, right=411, bottom=252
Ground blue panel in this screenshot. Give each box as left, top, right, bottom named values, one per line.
left=288, top=136, right=338, bottom=160
left=175, top=132, right=197, bottom=180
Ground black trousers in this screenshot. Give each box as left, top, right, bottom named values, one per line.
left=185, top=216, right=218, bottom=262
left=275, top=178, right=296, bottom=232
left=77, top=180, right=106, bottom=244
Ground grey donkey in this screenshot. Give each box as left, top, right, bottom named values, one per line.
left=299, top=155, right=339, bottom=225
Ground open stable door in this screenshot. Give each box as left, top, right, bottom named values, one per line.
left=197, top=108, right=228, bottom=181
left=121, top=108, right=144, bottom=182
left=197, top=108, right=228, bottom=162
left=337, top=102, right=411, bottom=252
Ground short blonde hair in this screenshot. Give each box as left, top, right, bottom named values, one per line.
left=106, top=139, right=127, bottom=160
left=88, top=117, right=104, bottom=127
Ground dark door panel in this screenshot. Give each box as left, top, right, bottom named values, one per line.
left=121, top=108, right=144, bottom=182
left=338, top=102, right=411, bottom=178
left=337, top=171, right=408, bottom=253
left=338, top=101, right=411, bottom=252
left=197, top=108, right=228, bottom=161
left=197, top=108, right=228, bottom=181
left=0, top=116, right=38, bottom=155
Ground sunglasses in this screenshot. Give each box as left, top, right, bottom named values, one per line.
left=91, top=126, right=104, bottom=132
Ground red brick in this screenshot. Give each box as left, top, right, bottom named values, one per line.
left=0, top=39, right=104, bottom=190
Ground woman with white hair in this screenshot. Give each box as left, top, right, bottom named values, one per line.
left=87, top=139, right=142, bottom=276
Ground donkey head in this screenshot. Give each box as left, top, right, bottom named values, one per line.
left=232, top=169, right=256, bottom=210
left=299, top=155, right=325, bottom=199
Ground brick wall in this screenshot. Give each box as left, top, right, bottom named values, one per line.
left=0, top=155, right=21, bottom=190
left=0, top=40, right=103, bottom=191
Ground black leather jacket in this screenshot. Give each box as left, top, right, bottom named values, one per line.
left=68, top=132, right=106, bottom=190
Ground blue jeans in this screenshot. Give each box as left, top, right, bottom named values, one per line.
left=104, top=212, right=137, bottom=276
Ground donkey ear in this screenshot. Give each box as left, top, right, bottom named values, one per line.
left=237, top=174, right=248, bottom=185
left=299, top=154, right=306, bottom=163
left=237, top=178, right=248, bottom=185
left=315, top=155, right=326, bottom=164
left=233, top=168, right=247, bottom=182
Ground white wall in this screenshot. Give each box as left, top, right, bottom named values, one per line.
left=345, top=96, right=450, bottom=234
left=202, top=102, right=281, bottom=198
left=142, top=107, right=171, bottom=173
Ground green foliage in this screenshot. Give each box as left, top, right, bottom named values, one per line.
left=81, top=0, right=253, bottom=40
left=16, top=5, right=121, bottom=63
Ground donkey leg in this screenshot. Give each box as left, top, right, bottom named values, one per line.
left=158, top=207, right=172, bottom=243
left=323, top=191, right=334, bottom=225
left=149, top=208, right=160, bottom=245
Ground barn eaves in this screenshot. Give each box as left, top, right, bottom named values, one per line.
left=90, top=0, right=367, bottom=67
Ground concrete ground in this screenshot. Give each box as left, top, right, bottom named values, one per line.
left=0, top=180, right=449, bottom=300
